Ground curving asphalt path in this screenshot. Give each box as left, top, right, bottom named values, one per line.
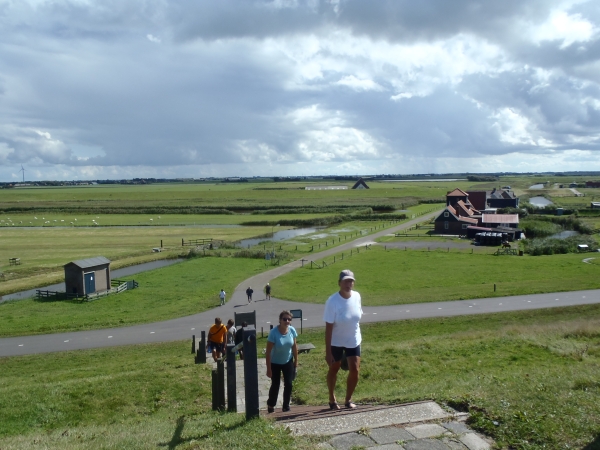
left=2, top=210, right=600, bottom=358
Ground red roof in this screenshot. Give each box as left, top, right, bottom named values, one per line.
left=446, top=188, right=469, bottom=197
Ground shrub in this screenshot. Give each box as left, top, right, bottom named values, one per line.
left=523, top=235, right=598, bottom=255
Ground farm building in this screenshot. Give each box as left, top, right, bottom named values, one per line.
left=485, top=188, right=519, bottom=208
left=586, top=181, right=600, bottom=188
left=434, top=206, right=478, bottom=234
left=591, top=202, right=600, bottom=209
left=64, top=256, right=111, bottom=296
left=351, top=178, right=370, bottom=189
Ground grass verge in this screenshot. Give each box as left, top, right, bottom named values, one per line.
left=1, top=305, right=600, bottom=449
left=272, top=245, right=600, bottom=305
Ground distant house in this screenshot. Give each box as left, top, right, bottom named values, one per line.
left=446, top=188, right=471, bottom=207
left=435, top=187, right=522, bottom=237
left=586, top=181, right=600, bottom=188
left=465, top=191, right=487, bottom=211
left=591, top=202, right=600, bottom=210
left=434, top=205, right=479, bottom=234
left=64, top=256, right=111, bottom=296
left=351, top=178, right=370, bottom=189
left=486, top=188, right=519, bottom=208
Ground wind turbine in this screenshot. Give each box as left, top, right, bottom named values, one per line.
left=20, top=165, right=25, bottom=183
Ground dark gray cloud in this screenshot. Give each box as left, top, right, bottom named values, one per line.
left=0, top=0, right=599, bottom=180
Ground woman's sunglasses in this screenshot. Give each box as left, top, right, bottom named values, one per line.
left=281, top=317, right=292, bottom=322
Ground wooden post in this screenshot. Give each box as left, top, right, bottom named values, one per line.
left=243, top=326, right=259, bottom=420
left=191, top=335, right=196, bottom=354
left=226, top=343, right=237, bottom=412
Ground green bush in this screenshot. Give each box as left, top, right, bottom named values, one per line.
left=523, top=235, right=598, bottom=255
left=520, top=219, right=562, bottom=238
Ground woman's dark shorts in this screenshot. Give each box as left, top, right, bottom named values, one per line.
left=331, top=345, right=361, bottom=362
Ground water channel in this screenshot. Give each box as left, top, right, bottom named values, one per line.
left=1, top=258, right=184, bottom=303
left=528, top=196, right=553, bottom=208
left=237, top=227, right=320, bottom=248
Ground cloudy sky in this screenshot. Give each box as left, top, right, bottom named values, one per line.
left=1, top=0, right=599, bottom=181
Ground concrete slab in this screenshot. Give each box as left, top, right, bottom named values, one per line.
left=441, top=437, right=469, bottom=450
left=367, top=444, right=405, bottom=450
left=405, top=423, right=448, bottom=439
left=460, top=433, right=491, bottom=450
left=369, top=427, right=415, bottom=444
left=286, top=401, right=451, bottom=436
left=329, top=432, right=375, bottom=450
left=442, top=421, right=471, bottom=435
left=403, top=438, right=452, bottom=450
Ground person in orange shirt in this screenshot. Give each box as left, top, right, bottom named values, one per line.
left=208, top=317, right=228, bottom=362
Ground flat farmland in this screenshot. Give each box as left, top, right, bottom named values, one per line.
left=0, top=212, right=335, bottom=227
left=0, top=225, right=276, bottom=296
left=0, top=180, right=498, bottom=210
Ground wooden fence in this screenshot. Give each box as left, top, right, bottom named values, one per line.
left=36, top=279, right=138, bottom=302
left=182, top=238, right=213, bottom=247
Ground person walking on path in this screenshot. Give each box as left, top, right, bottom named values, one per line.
left=219, top=289, right=226, bottom=306
left=265, top=283, right=272, bottom=300
left=266, top=310, right=298, bottom=413
left=226, top=319, right=235, bottom=345
left=246, top=286, right=254, bottom=303
left=207, top=317, right=228, bottom=362
left=324, top=269, right=363, bottom=410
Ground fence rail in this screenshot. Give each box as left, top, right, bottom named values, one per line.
left=36, top=279, right=138, bottom=302
left=182, top=238, right=213, bottom=247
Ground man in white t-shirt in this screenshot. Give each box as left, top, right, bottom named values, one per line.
left=323, top=269, right=363, bottom=410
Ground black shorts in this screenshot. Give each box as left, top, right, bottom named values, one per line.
left=331, top=345, right=361, bottom=362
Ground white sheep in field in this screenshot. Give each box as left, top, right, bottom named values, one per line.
left=150, top=218, right=153, bottom=221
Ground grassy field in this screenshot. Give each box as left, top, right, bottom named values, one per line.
left=0, top=212, right=336, bottom=227
left=0, top=225, right=282, bottom=296
left=0, top=257, right=267, bottom=337
left=1, top=305, right=600, bottom=449
left=0, top=202, right=440, bottom=297
left=272, top=246, right=600, bottom=305
left=0, top=180, right=503, bottom=210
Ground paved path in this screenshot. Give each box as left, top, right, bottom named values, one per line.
left=2, top=209, right=600, bottom=358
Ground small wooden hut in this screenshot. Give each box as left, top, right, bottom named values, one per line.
left=64, top=256, right=111, bottom=296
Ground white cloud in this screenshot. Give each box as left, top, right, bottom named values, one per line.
left=531, top=10, right=596, bottom=49
left=146, top=34, right=162, bottom=43
left=335, top=75, right=382, bottom=91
